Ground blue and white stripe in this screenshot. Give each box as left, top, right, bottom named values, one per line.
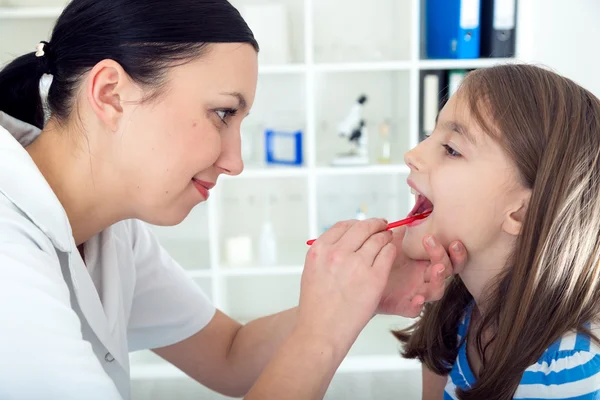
left=444, top=310, right=600, bottom=399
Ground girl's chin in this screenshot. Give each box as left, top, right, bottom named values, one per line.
left=401, top=233, right=429, bottom=261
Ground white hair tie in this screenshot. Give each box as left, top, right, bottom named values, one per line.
left=35, top=42, right=46, bottom=58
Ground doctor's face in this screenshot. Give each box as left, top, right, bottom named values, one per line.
left=116, top=43, right=258, bottom=225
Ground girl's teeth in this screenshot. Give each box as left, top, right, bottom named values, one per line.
left=410, top=188, right=418, bottom=195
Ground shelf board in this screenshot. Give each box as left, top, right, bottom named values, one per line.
left=219, top=266, right=304, bottom=276
left=338, top=355, right=420, bottom=373
left=223, top=167, right=309, bottom=180
left=0, top=7, right=62, bottom=19
left=314, top=61, right=412, bottom=72
left=259, top=64, right=307, bottom=74
left=226, top=165, right=410, bottom=179
left=418, top=57, right=517, bottom=70
left=316, top=164, right=410, bottom=176
left=130, top=355, right=420, bottom=380
left=186, top=270, right=213, bottom=279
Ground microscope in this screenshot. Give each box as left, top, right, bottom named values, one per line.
left=331, top=94, right=369, bottom=166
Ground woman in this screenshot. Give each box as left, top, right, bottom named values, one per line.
left=0, top=0, right=466, bottom=399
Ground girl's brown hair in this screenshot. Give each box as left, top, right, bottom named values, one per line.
left=395, top=64, right=600, bottom=400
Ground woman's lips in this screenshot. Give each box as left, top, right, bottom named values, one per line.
left=192, top=179, right=214, bottom=200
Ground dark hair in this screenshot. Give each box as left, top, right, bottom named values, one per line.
left=0, top=0, right=259, bottom=130
left=395, top=64, right=600, bottom=400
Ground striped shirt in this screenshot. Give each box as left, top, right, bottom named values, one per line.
left=444, top=306, right=600, bottom=399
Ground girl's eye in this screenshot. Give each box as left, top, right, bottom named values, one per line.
left=443, top=144, right=462, bottom=157
left=215, top=109, right=238, bottom=125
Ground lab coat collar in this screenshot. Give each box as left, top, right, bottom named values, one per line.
left=0, top=111, right=128, bottom=370
left=0, top=111, right=73, bottom=253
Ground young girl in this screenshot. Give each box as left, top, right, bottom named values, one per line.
left=396, top=64, right=600, bottom=400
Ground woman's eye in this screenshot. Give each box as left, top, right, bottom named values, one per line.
left=215, top=108, right=237, bottom=124
left=443, top=144, right=462, bottom=157
left=216, top=110, right=227, bottom=120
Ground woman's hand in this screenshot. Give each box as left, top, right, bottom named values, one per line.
left=376, top=226, right=467, bottom=317
left=296, top=218, right=396, bottom=356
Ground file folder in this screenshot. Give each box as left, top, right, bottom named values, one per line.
left=480, top=0, right=517, bottom=57
left=425, top=0, right=482, bottom=59
left=448, top=70, right=467, bottom=96
left=419, top=70, right=449, bottom=141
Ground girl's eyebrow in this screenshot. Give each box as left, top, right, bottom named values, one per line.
left=435, top=115, right=477, bottom=145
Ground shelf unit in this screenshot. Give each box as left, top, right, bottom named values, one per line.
left=0, top=1, right=518, bottom=398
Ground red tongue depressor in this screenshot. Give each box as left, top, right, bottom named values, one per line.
left=306, top=210, right=432, bottom=246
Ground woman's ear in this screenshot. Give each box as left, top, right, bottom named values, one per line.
left=502, top=192, right=530, bottom=236
left=85, top=60, right=131, bottom=132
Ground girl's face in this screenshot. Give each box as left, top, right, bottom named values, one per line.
left=114, top=43, right=258, bottom=225
left=402, top=92, right=530, bottom=262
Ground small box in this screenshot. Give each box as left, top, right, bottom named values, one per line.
left=265, top=129, right=303, bottom=166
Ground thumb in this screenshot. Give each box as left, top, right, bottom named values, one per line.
left=373, top=242, right=396, bottom=281
left=391, top=226, right=407, bottom=242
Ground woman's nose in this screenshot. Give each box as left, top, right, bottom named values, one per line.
left=217, top=151, right=244, bottom=176
left=216, top=133, right=244, bottom=176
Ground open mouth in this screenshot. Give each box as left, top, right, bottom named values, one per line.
left=408, top=188, right=434, bottom=217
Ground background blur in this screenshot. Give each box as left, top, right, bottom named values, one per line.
left=1, top=0, right=598, bottom=398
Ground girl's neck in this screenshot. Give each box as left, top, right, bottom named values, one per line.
left=26, top=120, right=127, bottom=245
left=459, top=238, right=514, bottom=308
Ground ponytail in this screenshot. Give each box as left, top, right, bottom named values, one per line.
left=0, top=52, right=47, bottom=129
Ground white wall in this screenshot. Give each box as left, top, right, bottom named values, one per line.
left=517, top=0, right=600, bottom=96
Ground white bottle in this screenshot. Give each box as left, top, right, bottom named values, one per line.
left=355, top=204, right=368, bottom=220
left=258, top=221, right=277, bottom=266
left=258, top=195, right=277, bottom=267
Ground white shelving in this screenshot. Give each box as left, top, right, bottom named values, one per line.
left=219, top=266, right=304, bottom=276
left=314, top=61, right=412, bottom=72
left=418, top=57, right=517, bottom=70
left=130, top=355, right=420, bottom=381
left=258, top=63, right=307, bottom=74
left=0, top=0, right=518, bottom=398
left=0, top=6, right=62, bottom=18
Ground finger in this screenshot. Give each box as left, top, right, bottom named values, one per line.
left=399, top=296, right=425, bottom=318
left=315, top=220, right=358, bottom=245
left=390, top=225, right=407, bottom=241
left=371, top=242, right=396, bottom=281
left=423, top=262, right=446, bottom=284
left=417, top=274, right=449, bottom=303
left=358, top=230, right=394, bottom=267
left=422, top=235, right=453, bottom=279
left=337, top=218, right=388, bottom=251
left=449, top=241, right=467, bottom=274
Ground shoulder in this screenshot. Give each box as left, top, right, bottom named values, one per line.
left=0, top=192, right=57, bottom=255
left=515, top=328, right=600, bottom=399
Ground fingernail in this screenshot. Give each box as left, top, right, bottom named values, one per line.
left=426, top=236, right=436, bottom=248
left=437, top=266, right=446, bottom=275
left=452, top=243, right=461, bottom=253
left=417, top=299, right=425, bottom=306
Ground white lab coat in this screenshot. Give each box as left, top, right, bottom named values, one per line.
left=0, top=111, right=216, bottom=400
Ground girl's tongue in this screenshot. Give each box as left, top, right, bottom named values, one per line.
left=409, top=194, right=434, bottom=217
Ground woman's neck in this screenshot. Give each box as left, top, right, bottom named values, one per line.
left=25, top=120, right=127, bottom=245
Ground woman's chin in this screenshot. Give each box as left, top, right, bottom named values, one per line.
left=140, top=203, right=194, bottom=227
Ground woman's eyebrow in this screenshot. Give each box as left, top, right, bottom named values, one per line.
left=220, top=92, right=247, bottom=110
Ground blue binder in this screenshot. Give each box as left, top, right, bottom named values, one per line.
left=425, top=0, right=482, bottom=59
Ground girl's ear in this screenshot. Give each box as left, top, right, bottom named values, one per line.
left=502, top=193, right=530, bottom=236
